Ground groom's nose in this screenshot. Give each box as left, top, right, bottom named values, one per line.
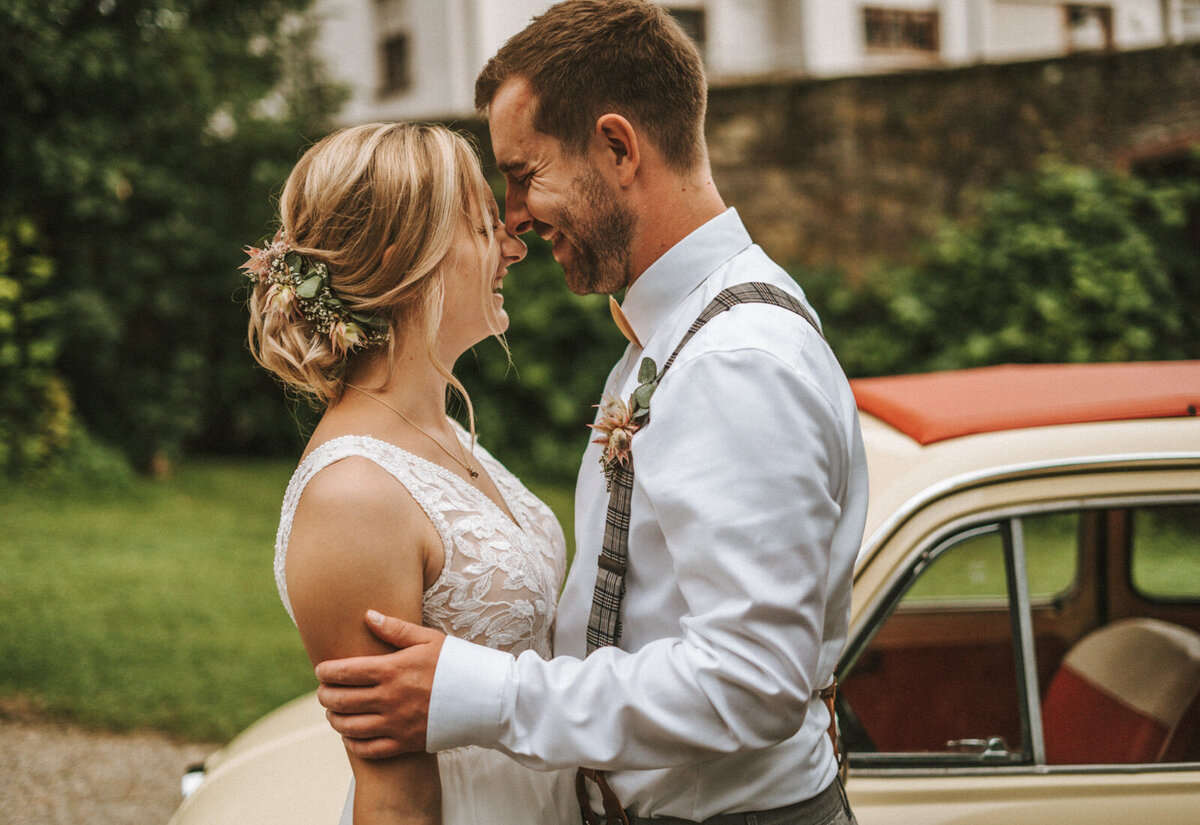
left=504, top=188, right=534, bottom=236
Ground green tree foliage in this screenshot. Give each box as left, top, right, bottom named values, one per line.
left=0, top=218, right=73, bottom=478
left=807, top=157, right=1200, bottom=377
left=1, top=0, right=342, bottom=471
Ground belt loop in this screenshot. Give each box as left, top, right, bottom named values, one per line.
left=745, top=815, right=758, bottom=825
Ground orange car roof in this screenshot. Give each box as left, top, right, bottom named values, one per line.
left=851, top=361, right=1200, bottom=445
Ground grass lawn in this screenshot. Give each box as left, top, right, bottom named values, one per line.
left=0, top=458, right=575, bottom=742
left=8, top=457, right=1190, bottom=745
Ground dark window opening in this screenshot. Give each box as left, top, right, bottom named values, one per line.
left=380, top=33, right=411, bottom=96
left=863, top=7, right=940, bottom=53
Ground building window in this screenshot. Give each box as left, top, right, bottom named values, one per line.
left=379, top=33, right=411, bottom=95
left=863, top=7, right=940, bottom=53
left=668, top=8, right=707, bottom=59
left=1063, top=4, right=1114, bottom=52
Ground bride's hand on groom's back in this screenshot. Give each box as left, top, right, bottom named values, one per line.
left=316, top=610, right=446, bottom=759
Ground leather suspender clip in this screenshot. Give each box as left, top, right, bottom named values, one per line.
left=820, top=678, right=847, bottom=786
left=598, top=554, right=627, bottom=575
left=577, top=767, right=631, bottom=825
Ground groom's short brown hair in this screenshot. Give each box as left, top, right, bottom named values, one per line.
left=474, top=0, right=707, bottom=173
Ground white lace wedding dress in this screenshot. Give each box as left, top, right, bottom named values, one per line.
left=274, top=427, right=577, bottom=825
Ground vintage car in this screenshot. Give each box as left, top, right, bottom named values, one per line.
left=170, top=361, right=1200, bottom=824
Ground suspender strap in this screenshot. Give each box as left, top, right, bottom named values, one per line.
left=585, top=459, right=635, bottom=654
left=579, top=283, right=832, bottom=823
left=660, top=281, right=822, bottom=377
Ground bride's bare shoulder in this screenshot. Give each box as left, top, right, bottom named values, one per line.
left=285, top=454, right=436, bottom=663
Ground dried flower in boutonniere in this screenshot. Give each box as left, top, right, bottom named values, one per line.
left=589, top=356, right=660, bottom=489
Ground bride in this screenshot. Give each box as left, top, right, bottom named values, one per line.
left=244, top=122, right=577, bottom=824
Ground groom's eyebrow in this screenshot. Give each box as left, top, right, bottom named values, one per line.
left=497, top=159, right=528, bottom=177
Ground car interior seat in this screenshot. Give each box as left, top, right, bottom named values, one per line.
left=1041, top=618, right=1200, bottom=764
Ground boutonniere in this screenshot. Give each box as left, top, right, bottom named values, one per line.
left=589, top=357, right=660, bottom=488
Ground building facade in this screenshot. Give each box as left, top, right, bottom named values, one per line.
left=313, top=0, right=1200, bottom=123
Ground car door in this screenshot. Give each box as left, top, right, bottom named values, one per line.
left=839, top=465, right=1200, bottom=825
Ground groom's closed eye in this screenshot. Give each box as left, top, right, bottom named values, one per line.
left=498, top=161, right=532, bottom=186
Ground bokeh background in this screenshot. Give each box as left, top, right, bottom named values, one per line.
left=0, top=0, right=1196, bottom=786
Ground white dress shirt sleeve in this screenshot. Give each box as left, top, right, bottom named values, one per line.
left=427, top=342, right=851, bottom=771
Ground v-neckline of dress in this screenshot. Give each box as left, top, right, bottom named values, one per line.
left=316, top=433, right=525, bottom=533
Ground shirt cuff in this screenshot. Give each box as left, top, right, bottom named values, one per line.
left=426, top=635, right=514, bottom=752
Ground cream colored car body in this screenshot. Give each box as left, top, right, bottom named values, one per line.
left=170, top=412, right=1200, bottom=825
left=169, top=692, right=348, bottom=824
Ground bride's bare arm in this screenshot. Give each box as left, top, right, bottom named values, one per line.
left=285, top=456, right=444, bottom=825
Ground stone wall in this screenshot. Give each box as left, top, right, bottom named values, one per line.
left=704, top=43, right=1200, bottom=274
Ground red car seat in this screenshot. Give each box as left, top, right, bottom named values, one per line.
left=1042, top=618, right=1200, bottom=764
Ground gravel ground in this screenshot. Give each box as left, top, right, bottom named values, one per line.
left=0, top=717, right=217, bottom=825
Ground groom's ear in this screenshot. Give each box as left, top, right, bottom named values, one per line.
left=594, top=113, right=640, bottom=187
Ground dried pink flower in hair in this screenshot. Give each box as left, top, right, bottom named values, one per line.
left=240, top=229, right=288, bottom=280
left=329, top=320, right=364, bottom=355
left=264, top=282, right=296, bottom=313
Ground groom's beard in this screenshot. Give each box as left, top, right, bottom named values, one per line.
left=558, top=165, right=636, bottom=297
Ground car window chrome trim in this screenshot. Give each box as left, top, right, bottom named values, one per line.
left=909, top=523, right=1001, bottom=581
left=852, top=491, right=1200, bottom=650
left=1005, top=517, right=1046, bottom=765
left=856, top=452, right=1200, bottom=572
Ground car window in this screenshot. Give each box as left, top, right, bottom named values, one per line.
left=843, top=497, right=1200, bottom=774
left=901, top=512, right=1080, bottom=607
left=1129, top=503, right=1200, bottom=601
left=1022, top=511, right=1079, bottom=600
left=1036, top=501, right=1200, bottom=767
left=903, top=525, right=1008, bottom=604
left=840, top=523, right=1027, bottom=766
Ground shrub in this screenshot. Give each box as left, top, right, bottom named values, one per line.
left=0, top=217, right=73, bottom=479
left=804, top=156, right=1200, bottom=377
left=1, top=0, right=343, bottom=472
left=36, top=427, right=136, bottom=495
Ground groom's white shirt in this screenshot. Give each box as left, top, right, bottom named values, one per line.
left=428, top=209, right=868, bottom=821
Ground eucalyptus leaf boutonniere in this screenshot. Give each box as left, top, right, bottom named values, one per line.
left=589, top=357, right=661, bottom=489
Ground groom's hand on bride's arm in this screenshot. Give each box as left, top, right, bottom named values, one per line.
left=315, top=609, right=446, bottom=759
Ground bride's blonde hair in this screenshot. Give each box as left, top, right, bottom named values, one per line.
left=247, top=122, right=498, bottom=407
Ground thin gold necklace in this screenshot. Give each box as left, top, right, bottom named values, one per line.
left=346, top=384, right=479, bottom=479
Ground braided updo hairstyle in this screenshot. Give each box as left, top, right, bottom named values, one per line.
left=247, top=122, right=496, bottom=405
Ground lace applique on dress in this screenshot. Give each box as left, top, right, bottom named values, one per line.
left=274, top=430, right=566, bottom=658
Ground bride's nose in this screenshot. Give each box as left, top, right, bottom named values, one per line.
left=500, top=226, right=526, bottom=264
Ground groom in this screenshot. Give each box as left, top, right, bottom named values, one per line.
left=316, top=2, right=868, bottom=823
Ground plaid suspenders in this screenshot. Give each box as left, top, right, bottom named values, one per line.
left=577, top=283, right=826, bottom=825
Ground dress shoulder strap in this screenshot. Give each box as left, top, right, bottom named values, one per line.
left=273, top=435, right=454, bottom=623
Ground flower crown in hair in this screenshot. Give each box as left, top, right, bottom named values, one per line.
left=241, top=229, right=390, bottom=355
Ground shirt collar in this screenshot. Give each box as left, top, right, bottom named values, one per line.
left=620, top=208, right=752, bottom=347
